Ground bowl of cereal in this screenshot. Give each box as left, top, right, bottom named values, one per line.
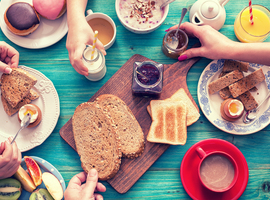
left=116, top=0, right=169, bottom=34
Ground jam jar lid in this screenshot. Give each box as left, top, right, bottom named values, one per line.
left=134, top=61, right=163, bottom=88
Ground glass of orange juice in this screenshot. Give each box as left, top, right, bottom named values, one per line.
left=234, top=5, right=270, bottom=43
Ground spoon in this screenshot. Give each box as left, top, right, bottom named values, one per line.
left=10, top=113, right=32, bottom=144
left=170, top=7, right=188, bottom=47
left=243, top=91, right=270, bottom=124
left=160, top=0, right=176, bottom=9
left=136, top=70, right=149, bottom=80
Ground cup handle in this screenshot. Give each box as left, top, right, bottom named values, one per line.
left=196, top=147, right=207, bottom=159
left=86, top=9, right=93, bottom=16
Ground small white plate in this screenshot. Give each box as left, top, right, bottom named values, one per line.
left=19, top=156, right=66, bottom=200
left=0, top=0, right=68, bottom=49
left=0, top=66, right=60, bottom=151
left=198, top=59, right=270, bottom=135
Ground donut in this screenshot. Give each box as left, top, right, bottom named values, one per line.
left=18, top=104, right=42, bottom=128
left=33, top=0, right=67, bottom=20
left=4, top=2, right=40, bottom=36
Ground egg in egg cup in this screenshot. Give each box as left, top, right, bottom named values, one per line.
left=18, top=104, right=42, bottom=128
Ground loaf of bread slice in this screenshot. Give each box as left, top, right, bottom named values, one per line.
left=95, top=94, right=145, bottom=159
left=72, top=102, right=122, bottom=181
left=208, top=70, right=244, bottom=95
left=147, top=101, right=187, bottom=145
left=229, top=68, right=265, bottom=98
left=147, top=88, right=200, bottom=126
left=239, top=91, right=258, bottom=111
left=0, top=68, right=37, bottom=108
left=222, top=60, right=249, bottom=72
left=1, top=89, right=39, bottom=116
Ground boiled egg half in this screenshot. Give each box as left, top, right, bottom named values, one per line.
left=18, top=104, right=39, bottom=124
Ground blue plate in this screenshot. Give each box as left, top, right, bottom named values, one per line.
left=197, top=59, right=270, bottom=135
left=18, top=156, right=66, bottom=200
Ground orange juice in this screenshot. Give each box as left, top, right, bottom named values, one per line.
left=234, top=5, right=270, bottom=43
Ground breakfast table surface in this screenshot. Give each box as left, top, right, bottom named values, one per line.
left=1, top=0, right=270, bottom=199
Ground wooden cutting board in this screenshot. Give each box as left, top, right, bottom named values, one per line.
left=59, top=54, right=200, bottom=194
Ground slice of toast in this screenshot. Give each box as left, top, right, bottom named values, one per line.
left=147, top=88, right=200, bottom=126
left=229, top=68, right=265, bottom=98
left=95, top=94, right=145, bottom=159
left=0, top=68, right=37, bottom=108
left=1, top=90, right=39, bottom=116
left=72, top=102, right=122, bottom=181
left=147, top=101, right=187, bottom=145
left=222, top=60, right=249, bottom=72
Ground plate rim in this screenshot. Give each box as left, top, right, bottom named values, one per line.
left=197, top=59, right=270, bottom=135
left=0, top=0, right=68, bottom=49
left=0, top=66, right=60, bottom=152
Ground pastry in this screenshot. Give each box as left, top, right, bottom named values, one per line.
left=33, top=0, right=66, bottom=20
left=4, top=2, right=40, bottom=36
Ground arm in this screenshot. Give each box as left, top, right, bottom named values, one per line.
left=170, top=22, right=270, bottom=65
left=0, top=41, right=19, bottom=74
left=66, top=0, right=106, bottom=76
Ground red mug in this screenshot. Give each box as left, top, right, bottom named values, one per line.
left=196, top=147, right=239, bottom=192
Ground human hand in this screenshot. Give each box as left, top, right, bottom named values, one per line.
left=64, top=169, right=106, bottom=200
left=0, top=137, right=22, bottom=179
left=0, top=41, right=19, bottom=74
left=167, top=22, right=236, bottom=61
left=66, top=19, right=106, bottom=76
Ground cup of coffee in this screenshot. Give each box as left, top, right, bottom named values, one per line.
left=86, top=10, right=116, bottom=50
left=196, top=147, right=239, bottom=193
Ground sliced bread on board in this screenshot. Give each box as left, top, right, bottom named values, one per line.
left=95, top=94, right=145, bottom=159
left=72, top=102, right=122, bottom=181
left=147, top=88, right=200, bottom=126
left=147, top=101, right=187, bottom=145
left=0, top=68, right=37, bottom=108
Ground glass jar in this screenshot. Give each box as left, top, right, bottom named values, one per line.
left=162, top=29, right=188, bottom=59
left=82, top=45, right=106, bottom=81
left=132, top=61, right=164, bottom=96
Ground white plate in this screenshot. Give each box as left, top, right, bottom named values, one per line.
left=0, top=66, right=60, bottom=151
left=0, top=0, right=68, bottom=49
left=198, top=59, right=270, bottom=135
left=19, top=156, right=66, bottom=199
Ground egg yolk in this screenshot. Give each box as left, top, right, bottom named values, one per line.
left=24, top=109, right=36, bottom=116
left=229, top=102, right=239, bottom=114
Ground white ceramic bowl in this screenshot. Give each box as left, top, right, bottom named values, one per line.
left=115, top=0, right=169, bottom=34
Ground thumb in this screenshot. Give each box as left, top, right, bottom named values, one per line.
left=83, top=168, right=98, bottom=198
left=0, top=61, right=12, bottom=74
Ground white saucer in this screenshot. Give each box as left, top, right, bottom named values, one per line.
left=197, top=59, right=270, bottom=135
left=0, top=0, right=68, bottom=49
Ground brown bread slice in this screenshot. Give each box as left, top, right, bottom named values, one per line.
left=222, top=60, right=249, bottom=72
left=147, top=88, right=200, bottom=126
left=95, top=94, right=145, bottom=159
left=239, top=91, right=258, bottom=111
left=0, top=68, right=37, bottom=108
left=72, top=102, right=122, bottom=181
left=229, top=68, right=265, bottom=98
left=208, top=70, right=244, bottom=95
left=147, top=101, right=187, bottom=145
left=1, top=89, right=39, bottom=116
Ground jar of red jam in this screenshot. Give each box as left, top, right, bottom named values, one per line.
left=132, top=61, right=164, bottom=96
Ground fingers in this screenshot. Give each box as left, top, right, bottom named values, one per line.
left=69, top=172, right=87, bottom=187
left=83, top=168, right=98, bottom=198
left=0, top=42, right=19, bottom=69
left=0, top=61, right=12, bottom=74
left=96, top=182, right=106, bottom=193
left=96, top=39, right=106, bottom=56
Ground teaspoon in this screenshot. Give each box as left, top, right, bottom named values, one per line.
left=11, top=113, right=32, bottom=144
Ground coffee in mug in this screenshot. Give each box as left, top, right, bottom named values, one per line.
left=87, top=18, right=114, bottom=46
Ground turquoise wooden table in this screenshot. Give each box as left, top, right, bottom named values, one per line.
left=1, top=0, right=270, bottom=199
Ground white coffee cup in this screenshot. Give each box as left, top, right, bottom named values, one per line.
left=86, top=10, right=116, bottom=50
